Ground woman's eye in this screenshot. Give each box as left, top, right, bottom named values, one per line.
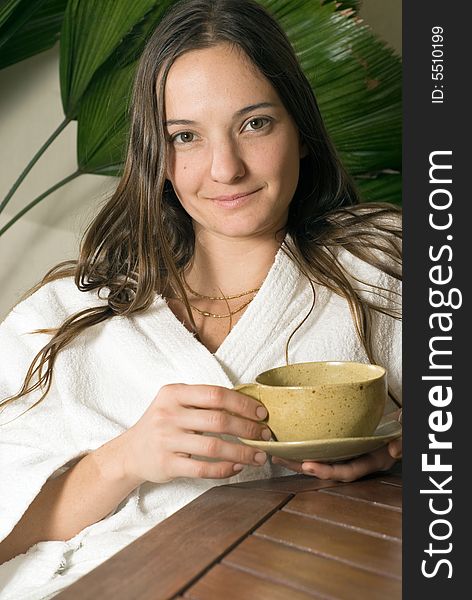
left=245, top=117, right=270, bottom=131
left=172, top=132, right=195, bottom=144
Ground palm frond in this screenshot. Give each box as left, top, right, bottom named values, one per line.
left=0, top=0, right=67, bottom=70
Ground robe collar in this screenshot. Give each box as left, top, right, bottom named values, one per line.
left=144, top=243, right=313, bottom=386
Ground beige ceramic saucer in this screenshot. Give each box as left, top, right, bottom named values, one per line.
left=239, top=420, right=402, bottom=463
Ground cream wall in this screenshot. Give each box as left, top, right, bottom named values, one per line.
left=0, top=0, right=401, bottom=320
left=360, top=0, right=402, bottom=55
left=0, top=48, right=112, bottom=319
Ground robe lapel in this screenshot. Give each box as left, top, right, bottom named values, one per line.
left=143, top=246, right=313, bottom=387
left=137, top=297, right=234, bottom=387
left=214, top=248, right=313, bottom=382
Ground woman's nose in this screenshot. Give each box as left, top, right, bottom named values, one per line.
left=209, top=139, right=246, bottom=184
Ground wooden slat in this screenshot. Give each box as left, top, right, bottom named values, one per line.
left=284, top=490, right=402, bottom=539
left=320, top=479, right=402, bottom=510
left=229, top=473, right=344, bottom=493
left=255, top=510, right=401, bottom=578
left=55, top=486, right=291, bottom=600
left=223, top=535, right=401, bottom=599
left=378, top=474, right=402, bottom=487
left=184, top=563, right=320, bottom=600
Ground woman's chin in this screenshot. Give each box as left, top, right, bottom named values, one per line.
left=194, top=209, right=288, bottom=240
left=205, top=220, right=281, bottom=240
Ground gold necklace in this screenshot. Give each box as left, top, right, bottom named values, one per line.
left=170, top=278, right=260, bottom=335
left=182, top=276, right=260, bottom=300
left=188, top=296, right=256, bottom=318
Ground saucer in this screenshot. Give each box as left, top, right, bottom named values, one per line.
left=239, top=420, right=402, bottom=463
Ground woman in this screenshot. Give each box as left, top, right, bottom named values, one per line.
left=0, top=0, right=402, bottom=596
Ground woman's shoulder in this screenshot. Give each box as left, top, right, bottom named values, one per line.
left=329, top=205, right=402, bottom=306
left=335, top=249, right=402, bottom=316
left=2, top=277, right=108, bottom=331
left=338, top=248, right=401, bottom=297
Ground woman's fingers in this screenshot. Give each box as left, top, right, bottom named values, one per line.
left=176, top=407, right=271, bottom=440
left=169, top=456, right=247, bottom=480
left=124, top=383, right=271, bottom=484
left=169, top=433, right=267, bottom=467
left=388, top=437, right=402, bottom=459
left=159, top=384, right=268, bottom=421
left=273, top=443, right=400, bottom=483
left=154, top=384, right=271, bottom=439
left=301, top=446, right=396, bottom=482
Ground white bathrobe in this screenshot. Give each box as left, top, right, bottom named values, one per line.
left=0, top=245, right=401, bottom=599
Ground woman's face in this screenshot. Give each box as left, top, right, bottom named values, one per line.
left=163, top=43, right=306, bottom=240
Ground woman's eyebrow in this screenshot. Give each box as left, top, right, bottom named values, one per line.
left=164, top=102, right=277, bottom=127
left=164, top=118, right=195, bottom=127
left=234, top=102, right=276, bottom=117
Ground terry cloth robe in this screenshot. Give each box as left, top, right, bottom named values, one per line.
left=0, top=245, right=401, bottom=600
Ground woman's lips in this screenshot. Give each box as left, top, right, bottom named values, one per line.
left=209, top=187, right=262, bottom=208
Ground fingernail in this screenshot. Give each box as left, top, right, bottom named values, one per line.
left=254, top=452, right=267, bottom=465
left=256, top=406, right=268, bottom=419
left=261, top=428, right=272, bottom=441
left=233, top=464, right=244, bottom=472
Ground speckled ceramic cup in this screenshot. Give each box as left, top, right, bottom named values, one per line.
left=235, top=361, right=387, bottom=442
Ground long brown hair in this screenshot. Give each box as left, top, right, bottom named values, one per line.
left=3, top=0, right=401, bottom=410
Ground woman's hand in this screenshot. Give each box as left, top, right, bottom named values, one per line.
left=272, top=437, right=402, bottom=483
left=117, top=384, right=271, bottom=485
left=272, top=409, right=403, bottom=482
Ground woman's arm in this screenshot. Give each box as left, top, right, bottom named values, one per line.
left=0, top=433, right=143, bottom=565
left=0, top=384, right=269, bottom=564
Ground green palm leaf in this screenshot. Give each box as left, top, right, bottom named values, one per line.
left=321, top=0, right=360, bottom=13
left=76, top=1, right=175, bottom=175
left=262, top=0, right=401, bottom=202
left=356, top=173, right=402, bottom=206
left=99, top=0, right=175, bottom=69
left=59, top=0, right=159, bottom=118
left=0, top=0, right=23, bottom=28
left=77, top=62, right=136, bottom=175
left=0, top=0, right=67, bottom=70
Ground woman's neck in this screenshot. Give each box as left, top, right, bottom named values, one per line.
left=184, top=229, right=284, bottom=296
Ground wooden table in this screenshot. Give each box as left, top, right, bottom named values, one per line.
left=57, top=468, right=402, bottom=599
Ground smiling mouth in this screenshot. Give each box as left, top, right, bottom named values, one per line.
left=209, top=188, right=262, bottom=204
